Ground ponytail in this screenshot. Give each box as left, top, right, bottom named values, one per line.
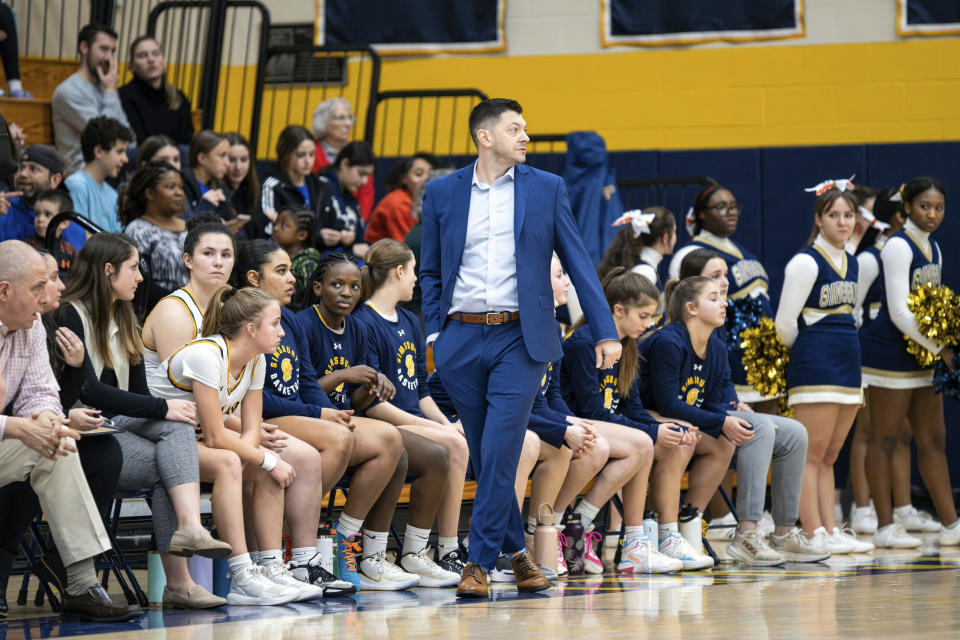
left=201, top=285, right=276, bottom=338
left=664, top=276, right=712, bottom=324
left=360, top=239, right=414, bottom=301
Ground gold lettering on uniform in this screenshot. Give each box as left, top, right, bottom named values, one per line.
left=818, top=281, right=858, bottom=307
left=911, top=265, right=941, bottom=290
left=731, top=260, right=768, bottom=288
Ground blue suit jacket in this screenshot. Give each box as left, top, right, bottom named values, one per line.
left=420, top=162, right=618, bottom=363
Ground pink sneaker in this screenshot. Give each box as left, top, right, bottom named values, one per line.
left=584, top=531, right=604, bottom=574
left=557, top=532, right=568, bottom=576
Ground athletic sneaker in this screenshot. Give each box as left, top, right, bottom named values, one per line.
left=873, top=523, right=921, bottom=549
left=768, top=528, right=830, bottom=562
left=726, top=530, right=786, bottom=566
left=227, top=564, right=300, bottom=605
left=658, top=532, right=714, bottom=570
left=287, top=554, right=357, bottom=597
left=831, top=527, right=875, bottom=553
left=813, top=526, right=854, bottom=554
left=759, top=512, right=776, bottom=536
left=937, top=522, right=960, bottom=547
left=399, top=547, right=459, bottom=587
left=850, top=504, right=878, bottom=535
left=584, top=532, right=604, bottom=574
left=895, top=506, right=941, bottom=533
left=262, top=562, right=324, bottom=601
left=336, top=531, right=363, bottom=589
left=617, top=537, right=682, bottom=574
left=556, top=533, right=568, bottom=577
left=358, top=551, right=420, bottom=590
left=435, top=549, right=467, bottom=575
left=706, top=512, right=737, bottom=540
left=489, top=554, right=515, bottom=583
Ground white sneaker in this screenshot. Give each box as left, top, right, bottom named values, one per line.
left=813, top=526, right=854, bottom=554
left=873, top=523, right=922, bottom=549
left=706, top=512, right=737, bottom=540
left=227, top=564, right=300, bottom=605
left=618, top=536, right=682, bottom=574
left=658, top=532, right=713, bottom=570
left=399, top=547, right=459, bottom=587
left=938, top=522, right=960, bottom=547
left=556, top=535, right=568, bottom=577
left=358, top=551, right=420, bottom=590
left=489, top=554, right=514, bottom=583
left=769, top=528, right=831, bottom=562
left=262, top=562, right=325, bottom=601
left=850, top=504, right=878, bottom=534
left=758, top=512, right=776, bottom=536
left=831, top=527, right=875, bottom=553
left=895, top=506, right=941, bottom=533
left=726, top=529, right=786, bottom=566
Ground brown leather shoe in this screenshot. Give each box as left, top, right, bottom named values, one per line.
left=510, top=552, right=550, bottom=592
left=456, top=562, right=489, bottom=598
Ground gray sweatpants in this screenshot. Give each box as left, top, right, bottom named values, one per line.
left=112, top=416, right=200, bottom=553
left=729, top=410, right=807, bottom=526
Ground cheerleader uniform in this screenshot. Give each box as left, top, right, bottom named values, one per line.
left=560, top=324, right=659, bottom=443
left=149, top=334, right=264, bottom=438
left=669, top=229, right=774, bottom=402
left=775, top=236, right=861, bottom=406
left=856, top=237, right=886, bottom=328
left=632, top=247, right=664, bottom=291
left=860, top=220, right=943, bottom=389
left=353, top=301, right=429, bottom=417
left=142, top=286, right=205, bottom=387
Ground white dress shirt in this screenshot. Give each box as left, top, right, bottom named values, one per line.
left=449, top=163, right=519, bottom=314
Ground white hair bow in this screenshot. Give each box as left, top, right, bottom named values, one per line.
left=805, top=174, right=856, bottom=196
left=612, top=210, right=656, bottom=238
left=684, top=206, right=697, bottom=238
left=858, top=205, right=891, bottom=232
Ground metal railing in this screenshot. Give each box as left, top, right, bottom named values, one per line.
left=8, top=0, right=91, bottom=60
left=616, top=176, right=717, bottom=224
left=369, top=89, right=487, bottom=160
left=525, top=133, right=568, bottom=176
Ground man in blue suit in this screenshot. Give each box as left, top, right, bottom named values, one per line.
left=420, top=99, right=621, bottom=597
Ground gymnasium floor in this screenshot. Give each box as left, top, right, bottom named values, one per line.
left=3, top=537, right=959, bottom=640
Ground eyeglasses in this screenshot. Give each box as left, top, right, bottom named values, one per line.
left=706, top=202, right=741, bottom=214
left=330, top=114, right=355, bottom=123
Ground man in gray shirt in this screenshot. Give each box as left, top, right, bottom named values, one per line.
left=51, top=24, right=130, bottom=177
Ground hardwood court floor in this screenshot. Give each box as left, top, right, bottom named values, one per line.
left=3, top=545, right=960, bottom=639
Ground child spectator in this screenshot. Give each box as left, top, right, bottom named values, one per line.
left=271, top=207, right=319, bottom=299
left=64, top=116, right=134, bottom=233
left=27, top=190, right=78, bottom=279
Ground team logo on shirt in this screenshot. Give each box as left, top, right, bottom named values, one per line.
left=730, top=259, right=769, bottom=289
left=325, top=356, right=351, bottom=405
left=680, top=375, right=706, bottom=407
left=396, top=341, right=419, bottom=391
left=269, top=345, right=299, bottom=397
left=600, top=374, right=619, bottom=411
left=911, top=264, right=941, bottom=290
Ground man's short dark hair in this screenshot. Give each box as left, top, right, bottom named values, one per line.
left=78, top=23, right=118, bottom=53
left=35, top=190, right=73, bottom=214
left=80, top=116, right=134, bottom=163
left=468, top=98, right=523, bottom=147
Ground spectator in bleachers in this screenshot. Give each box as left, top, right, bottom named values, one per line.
left=121, top=163, right=189, bottom=307
left=27, top=190, right=78, bottom=279
left=365, top=153, right=440, bottom=245
left=65, top=116, right=133, bottom=233
left=136, top=134, right=182, bottom=170
left=0, top=239, right=141, bottom=622
left=311, top=97, right=374, bottom=219
left=51, top=23, right=131, bottom=176
left=0, top=3, right=30, bottom=98
left=182, top=130, right=235, bottom=223
left=224, top=132, right=259, bottom=221
left=0, top=144, right=87, bottom=249
left=119, top=36, right=194, bottom=146
left=318, top=141, right=374, bottom=259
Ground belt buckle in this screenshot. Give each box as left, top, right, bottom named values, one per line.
left=485, top=312, right=502, bottom=325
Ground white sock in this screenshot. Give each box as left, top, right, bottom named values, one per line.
left=290, top=546, right=315, bottom=565
left=659, top=522, right=679, bottom=543
left=362, top=530, right=389, bottom=560
left=624, top=525, right=645, bottom=544
left=258, top=549, right=283, bottom=566
left=248, top=550, right=260, bottom=563
left=945, top=520, right=960, bottom=530
left=437, top=536, right=459, bottom=558
left=574, top=499, right=600, bottom=530
left=526, top=516, right=538, bottom=535
left=8, top=80, right=21, bottom=93
left=894, top=505, right=913, bottom=518
left=228, top=553, right=253, bottom=573
left=337, top=513, right=364, bottom=539
left=402, top=524, right=431, bottom=556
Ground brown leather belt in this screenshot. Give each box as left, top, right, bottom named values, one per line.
left=448, top=311, right=520, bottom=325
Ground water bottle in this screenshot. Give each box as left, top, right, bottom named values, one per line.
left=642, top=509, right=660, bottom=547
left=679, top=504, right=703, bottom=554
left=562, top=512, right=585, bottom=576
left=533, top=504, right=559, bottom=573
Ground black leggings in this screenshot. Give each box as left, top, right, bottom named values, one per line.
left=0, top=4, right=20, bottom=82
left=0, top=435, right=123, bottom=554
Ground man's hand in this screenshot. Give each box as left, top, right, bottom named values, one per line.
left=10, top=413, right=81, bottom=459
left=595, top=339, right=622, bottom=369
left=0, top=191, right=23, bottom=215
left=97, top=56, right=119, bottom=92
left=8, top=123, right=25, bottom=149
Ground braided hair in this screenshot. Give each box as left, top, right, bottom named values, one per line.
left=118, top=162, right=181, bottom=226
left=296, top=251, right=360, bottom=310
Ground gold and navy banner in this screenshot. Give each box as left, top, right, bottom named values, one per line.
left=897, top=0, right=960, bottom=36
left=602, top=0, right=804, bottom=47
left=314, top=0, right=506, bottom=54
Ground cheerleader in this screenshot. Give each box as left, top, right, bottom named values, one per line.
left=560, top=268, right=691, bottom=573
left=669, top=184, right=777, bottom=412
left=149, top=286, right=305, bottom=605
left=294, top=250, right=461, bottom=587
left=352, top=239, right=472, bottom=575
left=775, top=181, right=872, bottom=553
left=860, top=177, right=958, bottom=548
left=597, top=207, right=677, bottom=288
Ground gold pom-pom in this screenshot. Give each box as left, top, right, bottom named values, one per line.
left=903, top=284, right=960, bottom=368
left=740, top=317, right=791, bottom=415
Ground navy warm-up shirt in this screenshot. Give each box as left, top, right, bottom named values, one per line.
left=296, top=304, right=375, bottom=411
left=262, top=307, right=336, bottom=419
